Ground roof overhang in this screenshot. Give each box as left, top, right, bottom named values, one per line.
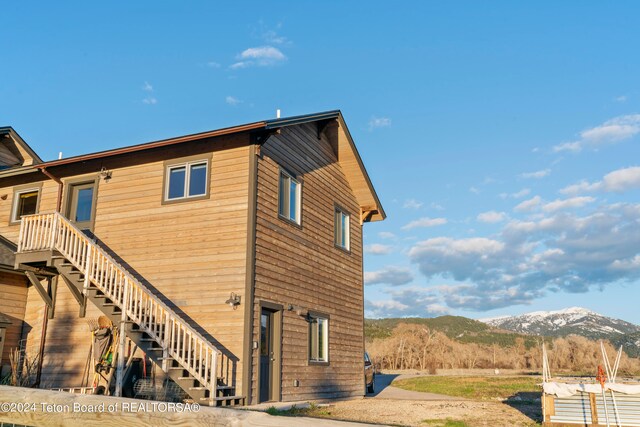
left=7, top=110, right=385, bottom=222
left=266, top=111, right=386, bottom=222
left=0, top=127, right=43, bottom=165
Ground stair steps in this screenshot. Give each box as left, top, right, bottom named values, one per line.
left=17, top=212, right=242, bottom=406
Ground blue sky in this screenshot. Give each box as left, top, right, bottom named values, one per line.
left=2, top=2, right=640, bottom=322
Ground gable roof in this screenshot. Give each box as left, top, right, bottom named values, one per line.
left=0, top=127, right=43, bottom=167
left=15, top=111, right=386, bottom=222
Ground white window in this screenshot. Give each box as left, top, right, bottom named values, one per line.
left=309, top=314, right=329, bottom=363
left=278, top=170, right=301, bottom=224
left=334, top=208, right=350, bottom=251
left=165, top=160, right=209, bottom=201
left=11, top=188, right=39, bottom=222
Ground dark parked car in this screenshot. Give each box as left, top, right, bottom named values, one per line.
left=364, top=352, right=375, bottom=393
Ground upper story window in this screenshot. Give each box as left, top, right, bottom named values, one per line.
left=163, top=157, right=210, bottom=203
left=278, top=169, right=301, bottom=224
left=334, top=207, right=350, bottom=251
left=11, top=187, right=40, bottom=223
left=309, top=314, right=329, bottom=363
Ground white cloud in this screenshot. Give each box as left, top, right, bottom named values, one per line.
left=430, top=202, right=445, bottom=211
left=500, top=188, right=531, bottom=199
left=364, top=266, right=414, bottom=286
left=560, top=166, right=640, bottom=195
left=477, top=211, right=507, bottom=223
left=514, top=195, right=542, bottom=212
left=378, top=231, right=396, bottom=240
left=402, top=217, right=448, bottom=230
left=365, top=287, right=448, bottom=318
left=207, top=61, right=221, bottom=68
left=469, top=186, right=480, bottom=194
left=520, top=169, right=551, bottom=179
left=231, top=46, right=287, bottom=69
left=262, top=30, right=290, bottom=45
left=407, top=203, right=640, bottom=310
left=542, top=196, right=595, bottom=212
left=553, top=114, right=640, bottom=152
left=225, top=96, right=242, bottom=106
left=368, top=117, right=392, bottom=130
left=615, top=95, right=628, bottom=102
left=403, top=199, right=423, bottom=209
left=141, top=81, right=157, bottom=105
left=364, top=244, right=393, bottom=255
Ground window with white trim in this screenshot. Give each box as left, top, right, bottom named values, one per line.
left=278, top=169, right=301, bottom=224
left=309, top=314, right=329, bottom=363
left=165, top=160, right=209, bottom=201
left=334, top=207, right=350, bottom=251
left=11, top=188, right=39, bottom=222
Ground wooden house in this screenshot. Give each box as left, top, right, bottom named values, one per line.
left=0, top=111, right=385, bottom=406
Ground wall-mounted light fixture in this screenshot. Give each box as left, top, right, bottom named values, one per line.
left=225, top=292, right=241, bottom=309
left=99, top=167, right=112, bottom=182
left=287, top=304, right=308, bottom=317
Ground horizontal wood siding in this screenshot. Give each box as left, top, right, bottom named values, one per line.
left=0, top=133, right=251, bottom=391
left=0, top=272, right=28, bottom=374
left=252, top=123, right=364, bottom=403
left=40, top=281, right=103, bottom=388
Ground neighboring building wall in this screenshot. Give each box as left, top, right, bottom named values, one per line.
left=0, top=271, right=28, bottom=376
left=251, top=123, right=365, bottom=403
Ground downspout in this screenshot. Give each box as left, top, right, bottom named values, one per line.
left=38, top=167, right=63, bottom=212
left=33, top=167, right=62, bottom=386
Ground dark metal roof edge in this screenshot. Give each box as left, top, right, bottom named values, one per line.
left=0, top=165, right=41, bottom=178
left=0, top=126, right=43, bottom=164
left=38, top=121, right=267, bottom=168
left=264, top=110, right=341, bottom=129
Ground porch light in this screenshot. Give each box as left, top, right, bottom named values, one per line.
left=225, top=292, right=241, bottom=309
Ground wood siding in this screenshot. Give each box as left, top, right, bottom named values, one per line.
left=0, top=133, right=252, bottom=391
left=0, top=272, right=28, bottom=374
left=251, top=123, right=365, bottom=403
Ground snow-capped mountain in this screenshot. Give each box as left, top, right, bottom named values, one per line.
left=480, top=307, right=640, bottom=340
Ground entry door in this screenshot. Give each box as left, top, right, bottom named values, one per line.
left=68, top=182, right=96, bottom=230
left=259, top=308, right=275, bottom=402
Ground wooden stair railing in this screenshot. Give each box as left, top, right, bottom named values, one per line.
left=18, top=212, right=220, bottom=402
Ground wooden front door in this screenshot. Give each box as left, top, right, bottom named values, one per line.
left=67, top=182, right=96, bottom=231
left=259, top=308, right=276, bottom=402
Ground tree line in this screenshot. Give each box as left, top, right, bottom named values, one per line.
left=367, top=323, right=640, bottom=375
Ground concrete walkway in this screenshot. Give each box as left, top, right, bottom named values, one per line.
left=367, top=373, right=465, bottom=401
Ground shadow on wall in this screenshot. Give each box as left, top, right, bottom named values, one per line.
left=74, top=233, right=239, bottom=389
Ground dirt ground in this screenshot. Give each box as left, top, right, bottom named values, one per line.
left=304, top=398, right=541, bottom=427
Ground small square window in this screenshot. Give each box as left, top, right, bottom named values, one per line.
left=334, top=208, right=350, bottom=251
left=12, top=189, right=39, bottom=222
left=309, top=314, right=329, bottom=363
left=164, top=160, right=209, bottom=201
left=278, top=170, right=301, bottom=224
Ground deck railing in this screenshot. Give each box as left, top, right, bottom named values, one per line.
left=18, top=212, right=219, bottom=399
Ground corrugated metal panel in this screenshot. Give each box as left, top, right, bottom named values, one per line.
left=550, top=392, right=640, bottom=426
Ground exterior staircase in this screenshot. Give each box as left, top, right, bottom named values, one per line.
left=16, top=212, right=242, bottom=406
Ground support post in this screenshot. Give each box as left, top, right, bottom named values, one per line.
left=49, top=214, right=58, bottom=249
left=83, top=247, right=92, bottom=295
left=115, top=280, right=129, bottom=397
left=25, top=271, right=53, bottom=310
